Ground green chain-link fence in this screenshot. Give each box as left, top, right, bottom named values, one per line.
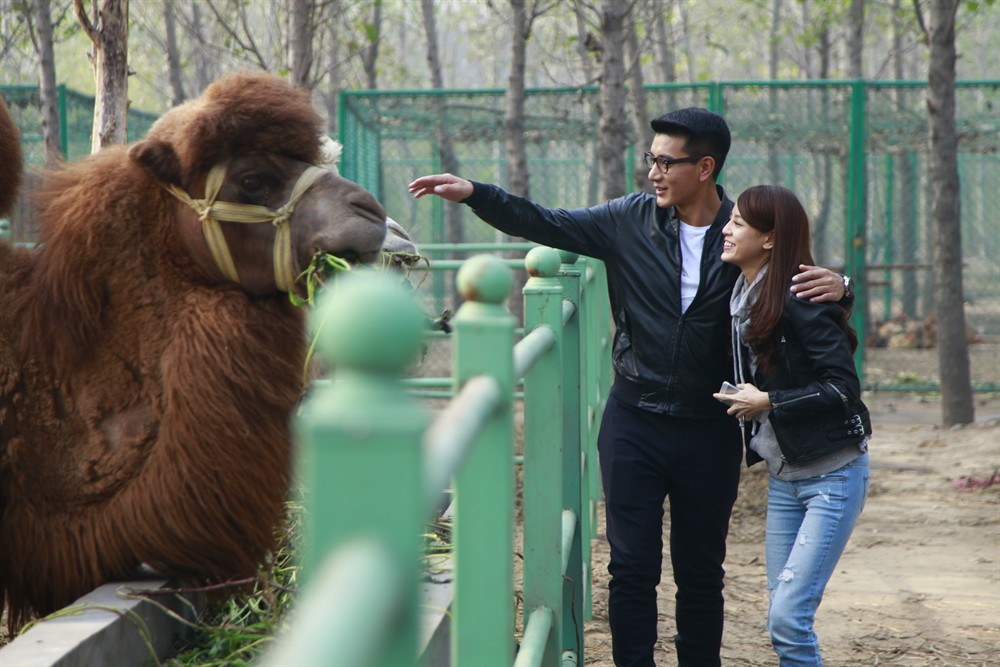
left=340, top=80, right=1000, bottom=392
left=1, top=84, right=159, bottom=241
left=3, top=82, right=996, bottom=391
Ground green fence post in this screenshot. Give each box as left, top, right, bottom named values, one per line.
left=847, top=79, right=868, bottom=376
left=883, top=154, right=895, bottom=321
left=554, top=250, right=587, bottom=638
left=522, top=246, right=566, bottom=665
left=575, top=255, right=610, bottom=624
left=451, top=255, right=516, bottom=666
left=293, top=271, right=429, bottom=667
left=57, top=83, right=67, bottom=158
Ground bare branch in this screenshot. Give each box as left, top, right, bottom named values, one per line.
left=203, top=0, right=269, bottom=71
left=72, top=0, right=97, bottom=43
left=912, top=0, right=929, bottom=43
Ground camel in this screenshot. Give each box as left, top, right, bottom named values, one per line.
left=0, top=96, right=21, bottom=218
left=0, top=72, right=406, bottom=631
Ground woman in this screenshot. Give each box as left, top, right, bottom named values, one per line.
left=713, top=184, right=871, bottom=666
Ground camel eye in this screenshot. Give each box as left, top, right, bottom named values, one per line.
left=241, top=175, right=265, bottom=193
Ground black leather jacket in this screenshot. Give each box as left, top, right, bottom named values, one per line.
left=463, top=182, right=739, bottom=419
left=744, top=293, right=872, bottom=466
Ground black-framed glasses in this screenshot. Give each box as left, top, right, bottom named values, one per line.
left=643, top=152, right=706, bottom=174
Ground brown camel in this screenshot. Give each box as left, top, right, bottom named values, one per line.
left=0, top=72, right=397, bottom=631
left=0, top=96, right=21, bottom=218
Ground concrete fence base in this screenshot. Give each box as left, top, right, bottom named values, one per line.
left=0, top=573, right=201, bottom=667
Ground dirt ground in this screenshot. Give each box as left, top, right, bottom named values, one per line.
left=582, top=392, right=1000, bottom=666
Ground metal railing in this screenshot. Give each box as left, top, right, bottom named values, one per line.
left=261, top=247, right=611, bottom=666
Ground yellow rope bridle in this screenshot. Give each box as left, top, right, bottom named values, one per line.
left=164, top=163, right=328, bottom=292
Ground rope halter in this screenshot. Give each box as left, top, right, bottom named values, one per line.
left=165, top=162, right=328, bottom=292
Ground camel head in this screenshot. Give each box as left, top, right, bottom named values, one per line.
left=127, top=71, right=392, bottom=297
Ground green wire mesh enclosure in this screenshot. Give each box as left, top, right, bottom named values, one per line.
left=340, top=81, right=999, bottom=392
left=1, top=81, right=996, bottom=392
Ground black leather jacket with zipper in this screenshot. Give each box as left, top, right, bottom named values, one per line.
left=744, top=292, right=872, bottom=466
left=462, top=181, right=740, bottom=419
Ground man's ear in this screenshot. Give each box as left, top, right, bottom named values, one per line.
left=128, top=139, right=183, bottom=187
left=698, top=155, right=716, bottom=182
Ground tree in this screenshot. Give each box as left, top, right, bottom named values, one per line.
left=419, top=0, right=463, bottom=246
left=163, top=0, right=185, bottom=105
left=597, top=0, right=629, bottom=201
left=74, top=0, right=129, bottom=152
left=288, top=0, right=314, bottom=88
left=624, top=12, right=652, bottom=193
left=919, top=0, right=975, bottom=424
left=848, top=0, right=865, bottom=78
left=27, top=0, right=62, bottom=166
left=361, top=0, right=382, bottom=89
left=649, top=0, right=676, bottom=84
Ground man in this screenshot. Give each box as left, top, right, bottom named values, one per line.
left=409, top=108, right=847, bottom=666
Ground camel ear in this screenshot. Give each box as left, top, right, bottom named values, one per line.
left=129, top=139, right=183, bottom=186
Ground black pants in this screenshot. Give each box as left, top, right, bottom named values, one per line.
left=597, top=393, right=742, bottom=667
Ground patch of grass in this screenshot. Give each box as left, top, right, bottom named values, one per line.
left=161, top=501, right=304, bottom=667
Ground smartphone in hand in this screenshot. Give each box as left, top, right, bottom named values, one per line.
left=716, top=381, right=739, bottom=404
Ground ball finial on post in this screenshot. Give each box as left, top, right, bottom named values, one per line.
left=313, top=271, right=427, bottom=373
left=456, top=254, right=513, bottom=304
left=525, top=246, right=562, bottom=279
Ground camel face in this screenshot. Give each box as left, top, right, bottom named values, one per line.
left=167, top=152, right=388, bottom=295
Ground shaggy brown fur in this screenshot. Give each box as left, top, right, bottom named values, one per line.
left=0, top=72, right=387, bottom=631
left=0, top=96, right=22, bottom=217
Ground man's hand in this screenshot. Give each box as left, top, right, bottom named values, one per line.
left=790, top=264, right=846, bottom=303
left=408, top=174, right=474, bottom=203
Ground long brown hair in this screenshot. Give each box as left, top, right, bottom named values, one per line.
left=738, top=185, right=856, bottom=373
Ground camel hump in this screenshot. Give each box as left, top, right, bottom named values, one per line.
left=0, top=96, right=23, bottom=219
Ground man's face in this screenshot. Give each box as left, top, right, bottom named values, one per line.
left=646, top=134, right=709, bottom=209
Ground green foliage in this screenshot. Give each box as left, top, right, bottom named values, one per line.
left=162, top=501, right=304, bottom=667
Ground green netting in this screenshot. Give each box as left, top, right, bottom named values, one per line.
left=341, top=81, right=1000, bottom=391
left=1, top=84, right=159, bottom=166
left=3, top=81, right=996, bottom=391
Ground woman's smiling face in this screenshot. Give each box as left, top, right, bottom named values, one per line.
left=722, top=203, right=773, bottom=280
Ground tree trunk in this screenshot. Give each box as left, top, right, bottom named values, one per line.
left=893, top=0, right=918, bottom=317
left=420, top=0, right=463, bottom=249
left=597, top=0, right=628, bottom=201
left=625, top=15, right=652, bottom=193
left=362, top=0, right=382, bottom=89
left=191, top=1, right=211, bottom=92
left=926, top=0, right=974, bottom=424
left=572, top=1, right=596, bottom=84
left=163, top=0, right=185, bottom=106
left=848, top=0, right=864, bottom=78
left=74, top=0, right=129, bottom=152
left=767, top=0, right=783, bottom=183
left=676, top=0, right=695, bottom=82
left=33, top=0, right=62, bottom=167
left=650, top=0, right=676, bottom=83
left=289, top=0, right=313, bottom=88
left=505, top=0, right=530, bottom=199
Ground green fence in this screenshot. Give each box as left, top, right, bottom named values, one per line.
left=0, top=84, right=159, bottom=241
left=340, top=80, right=1000, bottom=392
left=262, top=249, right=612, bottom=665
left=0, top=83, right=159, bottom=163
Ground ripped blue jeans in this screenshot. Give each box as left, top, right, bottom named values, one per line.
left=765, top=453, right=870, bottom=666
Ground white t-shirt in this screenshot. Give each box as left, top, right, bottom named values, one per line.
left=679, top=221, right=710, bottom=313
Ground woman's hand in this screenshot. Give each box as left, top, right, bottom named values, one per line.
left=713, top=383, right=771, bottom=420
